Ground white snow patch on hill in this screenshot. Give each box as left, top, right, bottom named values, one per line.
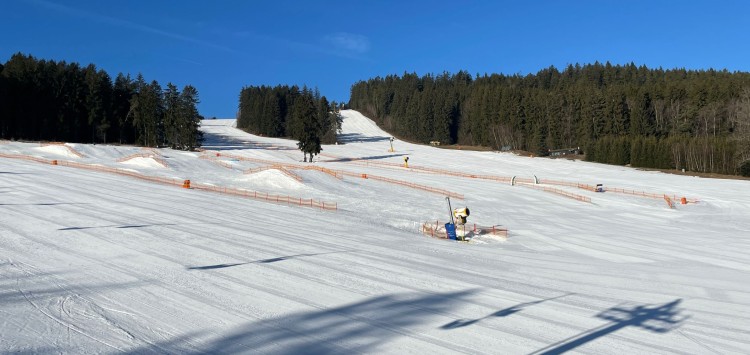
left=119, top=157, right=165, bottom=168
left=238, top=169, right=304, bottom=190
left=35, top=145, right=79, bottom=158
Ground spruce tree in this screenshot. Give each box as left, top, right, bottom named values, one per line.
left=163, top=83, right=181, bottom=148
left=178, top=85, right=203, bottom=150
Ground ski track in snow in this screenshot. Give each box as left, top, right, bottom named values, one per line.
left=1, top=110, right=749, bottom=354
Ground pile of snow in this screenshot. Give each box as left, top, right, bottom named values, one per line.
left=119, top=157, right=165, bottom=169
left=237, top=169, right=304, bottom=190
left=35, top=145, right=80, bottom=158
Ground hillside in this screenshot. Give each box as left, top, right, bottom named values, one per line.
left=1, top=110, right=748, bottom=354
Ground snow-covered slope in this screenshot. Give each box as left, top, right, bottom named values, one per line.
left=1, top=110, right=748, bottom=354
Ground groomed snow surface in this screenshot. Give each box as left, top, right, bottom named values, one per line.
left=1, top=110, right=749, bottom=354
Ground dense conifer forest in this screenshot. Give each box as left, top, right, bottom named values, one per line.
left=0, top=53, right=203, bottom=150
left=349, top=63, right=750, bottom=176
left=238, top=85, right=342, bottom=162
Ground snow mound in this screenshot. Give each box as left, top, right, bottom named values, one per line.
left=237, top=169, right=305, bottom=190
left=35, top=145, right=80, bottom=158
left=120, top=157, right=166, bottom=168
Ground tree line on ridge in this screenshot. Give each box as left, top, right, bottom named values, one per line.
left=0, top=53, right=203, bottom=150
left=348, top=63, right=750, bottom=176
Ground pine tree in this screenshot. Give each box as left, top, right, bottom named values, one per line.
left=129, top=76, right=163, bottom=147
left=163, top=83, right=181, bottom=148
left=112, top=73, right=136, bottom=143
left=291, top=92, right=321, bottom=162
left=178, top=85, right=203, bottom=150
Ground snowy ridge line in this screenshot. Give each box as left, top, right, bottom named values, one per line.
left=517, top=183, right=592, bottom=203
left=207, top=151, right=461, bottom=198
left=40, top=142, right=85, bottom=158
left=244, top=165, right=303, bottom=182
left=116, top=153, right=169, bottom=168
left=0, top=153, right=337, bottom=211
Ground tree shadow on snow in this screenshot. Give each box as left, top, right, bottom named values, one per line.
left=0, top=202, right=89, bottom=206
left=125, top=289, right=479, bottom=354
left=336, top=133, right=391, bottom=144
left=441, top=293, right=574, bottom=329
left=0, top=267, right=143, bottom=307
left=185, top=251, right=351, bottom=271
left=321, top=153, right=407, bottom=163
left=58, top=223, right=178, bottom=231
left=201, top=131, right=295, bottom=151
left=531, top=298, right=689, bottom=355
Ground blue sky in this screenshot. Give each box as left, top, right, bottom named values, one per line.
left=2, top=0, right=749, bottom=118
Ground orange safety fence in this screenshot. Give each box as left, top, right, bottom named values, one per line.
left=338, top=170, right=464, bottom=199
left=244, top=165, right=303, bottom=182
left=206, top=151, right=301, bottom=169
left=539, top=179, right=596, bottom=191
left=190, top=183, right=336, bottom=210
left=205, top=152, right=344, bottom=179
left=321, top=153, right=548, bottom=185
left=663, top=195, right=675, bottom=209
left=600, top=187, right=697, bottom=203
left=299, top=165, right=344, bottom=179
left=517, top=183, right=592, bottom=203
left=322, top=153, right=517, bottom=181
left=207, top=151, right=698, bottom=205
left=320, top=153, right=701, bottom=204
left=210, top=159, right=237, bottom=170
left=198, top=154, right=239, bottom=169
left=40, top=142, right=85, bottom=158
left=0, top=153, right=337, bottom=211
left=206, top=151, right=459, bottom=197
left=421, top=220, right=508, bottom=239
left=370, top=174, right=464, bottom=199
left=58, top=160, right=182, bottom=185
left=538, top=178, right=697, bottom=204
left=0, top=153, right=58, bottom=164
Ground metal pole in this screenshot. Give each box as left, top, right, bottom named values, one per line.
left=446, top=197, right=455, bottom=225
